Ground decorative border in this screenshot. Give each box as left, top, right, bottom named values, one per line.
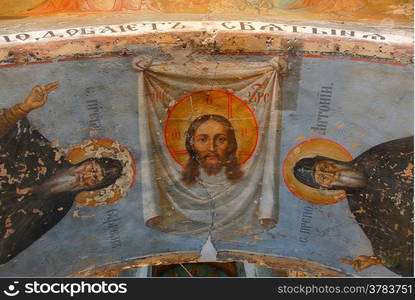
left=0, top=20, right=412, bottom=47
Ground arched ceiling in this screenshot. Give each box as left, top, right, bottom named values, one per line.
left=0, top=0, right=413, bottom=26
left=0, top=0, right=412, bottom=279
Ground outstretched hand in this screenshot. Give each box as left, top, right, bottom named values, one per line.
left=21, top=81, right=60, bottom=112
left=340, top=255, right=383, bottom=271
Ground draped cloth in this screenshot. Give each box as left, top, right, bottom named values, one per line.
left=132, top=56, right=288, bottom=238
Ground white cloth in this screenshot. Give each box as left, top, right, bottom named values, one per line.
left=133, top=56, right=288, bottom=238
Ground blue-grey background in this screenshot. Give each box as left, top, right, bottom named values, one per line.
left=0, top=55, right=412, bottom=276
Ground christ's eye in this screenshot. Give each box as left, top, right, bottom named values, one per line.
left=217, top=136, right=227, bottom=144
left=196, top=136, right=208, bottom=143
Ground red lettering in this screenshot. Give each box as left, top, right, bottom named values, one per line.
left=150, top=91, right=167, bottom=102
left=205, top=95, right=213, bottom=105
left=171, top=130, right=181, bottom=140
left=241, top=128, right=248, bottom=137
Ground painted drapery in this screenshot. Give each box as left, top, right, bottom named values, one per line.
left=132, top=56, right=288, bottom=238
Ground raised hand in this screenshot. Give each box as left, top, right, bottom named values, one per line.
left=20, top=81, right=60, bottom=112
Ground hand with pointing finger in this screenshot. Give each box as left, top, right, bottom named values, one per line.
left=20, top=81, right=60, bottom=113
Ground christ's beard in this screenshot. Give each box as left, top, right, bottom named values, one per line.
left=36, top=167, right=82, bottom=195
left=201, top=162, right=224, bottom=176
left=333, top=169, right=367, bottom=188
left=199, top=153, right=225, bottom=176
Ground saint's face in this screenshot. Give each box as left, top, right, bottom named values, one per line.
left=193, top=119, right=230, bottom=173
left=313, top=161, right=338, bottom=188
left=77, top=160, right=105, bottom=188
left=313, top=160, right=366, bottom=189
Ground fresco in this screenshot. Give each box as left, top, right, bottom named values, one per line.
left=0, top=82, right=135, bottom=264
left=133, top=57, right=286, bottom=238
left=207, top=55, right=414, bottom=277
left=284, top=137, right=413, bottom=276
left=0, top=0, right=412, bottom=24
left=0, top=51, right=412, bottom=277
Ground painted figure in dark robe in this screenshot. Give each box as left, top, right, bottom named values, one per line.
left=0, top=82, right=123, bottom=264
left=293, top=137, right=414, bottom=276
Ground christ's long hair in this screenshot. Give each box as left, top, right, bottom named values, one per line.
left=181, top=114, right=244, bottom=185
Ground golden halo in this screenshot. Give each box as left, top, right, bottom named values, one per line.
left=282, top=138, right=353, bottom=205
left=164, top=90, right=258, bottom=167
left=66, top=139, right=136, bottom=207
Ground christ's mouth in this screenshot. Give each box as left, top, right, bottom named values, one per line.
left=203, top=152, right=219, bottom=160
left=200, top=153, right=225, bottom=176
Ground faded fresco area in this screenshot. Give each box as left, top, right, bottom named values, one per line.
left=0, top=52, right=412, bottom=277
left=0, top=82, right=136, bottom=264
left=286, top=137, right=413, bottom=276
left=0, top=0, right=412, bottom=24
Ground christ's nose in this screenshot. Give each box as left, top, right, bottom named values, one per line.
left=208, top=139, right=215, bottom=151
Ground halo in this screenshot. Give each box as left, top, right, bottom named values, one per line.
left=282, top=138, right=353, bottom=205
left=164, top=90, right=258, bottom=167
left=66, top=139, right=136, bottom=207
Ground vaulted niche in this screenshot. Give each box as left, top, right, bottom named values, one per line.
left=0, top=1, right=413, bottom=278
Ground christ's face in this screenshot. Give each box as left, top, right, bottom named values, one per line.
left=193, top=119, right=230, bottom=175
left=314, top=160, right=366, bottom=189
